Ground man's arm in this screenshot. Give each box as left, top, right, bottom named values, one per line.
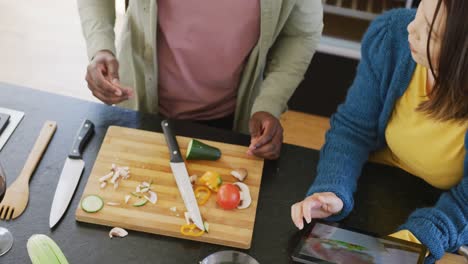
left=251, top=0, right=323, bottom=118
left=77, top=0, right=117, bottom=61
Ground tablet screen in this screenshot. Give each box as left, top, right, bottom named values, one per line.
left=292, top=222, right=426, bottom=264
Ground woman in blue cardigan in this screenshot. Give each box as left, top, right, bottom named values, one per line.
left=291, top=0, right=467, bottom=263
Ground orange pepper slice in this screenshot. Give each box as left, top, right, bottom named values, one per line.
left=195, top=186, right=211, bottom=205
left=180, top=223, right=205, bottom=237
left=199, top=171, right=222, bottom=192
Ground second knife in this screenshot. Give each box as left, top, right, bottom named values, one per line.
left=49, top=120, right=94, bottom=228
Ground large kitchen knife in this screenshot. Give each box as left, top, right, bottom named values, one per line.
left=161, top=120, right=205, bottom=231
left=49, top=120, right=94, bottom=228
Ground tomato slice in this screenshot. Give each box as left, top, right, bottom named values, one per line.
left=216, top=184, right=240, bottom=210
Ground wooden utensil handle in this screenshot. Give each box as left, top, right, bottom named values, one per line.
left=18, top=121, right=57, bottom=183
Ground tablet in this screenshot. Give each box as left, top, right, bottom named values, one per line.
left=292, top=221, right=427, bottom=264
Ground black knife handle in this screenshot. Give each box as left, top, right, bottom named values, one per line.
left=68, top=119, right=94, bottom=159
left=161, top=120, right=183, bottom=163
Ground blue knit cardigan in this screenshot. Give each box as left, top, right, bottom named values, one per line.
left=307, top=9, right=468, bottom=263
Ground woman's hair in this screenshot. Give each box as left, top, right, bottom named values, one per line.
left=417, top=0, right=468, bottom=121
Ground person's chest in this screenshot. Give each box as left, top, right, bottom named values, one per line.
left=385, top=64, right=467, bottom=189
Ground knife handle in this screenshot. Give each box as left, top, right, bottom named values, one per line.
left=68, top=119, right=94, bottom=159
left=161, top=120, right=183, bottom=163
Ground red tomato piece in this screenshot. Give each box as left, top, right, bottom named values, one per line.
left=216, top=184, right=240, bottom=210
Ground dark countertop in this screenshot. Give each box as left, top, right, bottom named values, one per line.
left=0, top=82, right=442, bottom=263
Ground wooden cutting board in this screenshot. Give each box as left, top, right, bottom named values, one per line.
left=76, top=126, right=264, bottom=249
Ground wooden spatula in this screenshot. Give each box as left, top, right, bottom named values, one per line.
left=0, top=121, right=56, bottom=220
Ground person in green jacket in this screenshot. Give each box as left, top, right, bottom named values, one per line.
left=77, top=0, right=323, bottom=160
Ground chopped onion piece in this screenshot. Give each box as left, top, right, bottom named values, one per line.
left=184, top=212, right=192, bottom=225
left=189, top=175, right=198, bottom=184
left=100, top=182, right=107, bottom=189
left=124, top=195, right=131, bottom=204
left=144, top=191, right=158, bottom=204
left=106, top=202, right=120, bottom=206
left=119, top=169, right=129, bottom=178
left=99, top=172, right=113, bottom=182
left=110, top=169, right=121, bottom=184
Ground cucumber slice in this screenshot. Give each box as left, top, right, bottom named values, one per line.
left=81, top=195, right=104, bottom=213
left=132, top=199, right=148, bottom=207
left=186, top=139, right=221, bottom=161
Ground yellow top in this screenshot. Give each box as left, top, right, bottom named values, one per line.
left=370, top=64, right=467, bottom=190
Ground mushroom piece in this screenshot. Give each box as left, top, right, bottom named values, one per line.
left=230, top=168, right=248, bottom=182
left=109, top=227, right=128, bottom=238
left=233, top=182, right=252, bottom=209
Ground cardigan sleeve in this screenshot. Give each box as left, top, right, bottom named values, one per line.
left=77, top=0, right=116, bottom=61
left=306, top=11, right=394, bottom=221
left=399, top=133, right=468, bottom=261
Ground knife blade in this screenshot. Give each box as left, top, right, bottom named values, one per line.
left=49, top=119, right=94, bottom=228
left=161, top=120, right=205, bottom=231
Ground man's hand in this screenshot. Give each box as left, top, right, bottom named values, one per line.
left=248, top=111, right=283, bottom=160
left=85, top=50, right=133, bottom=105
left=291, top=192, right=343, bottom=230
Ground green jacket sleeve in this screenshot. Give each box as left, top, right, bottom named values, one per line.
left=77, top=0, right=116, bottom=61
left=251, top=0, right=323, bottom=118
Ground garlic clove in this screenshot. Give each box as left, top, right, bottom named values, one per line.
left=109, top=227, right=128, bottom=238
